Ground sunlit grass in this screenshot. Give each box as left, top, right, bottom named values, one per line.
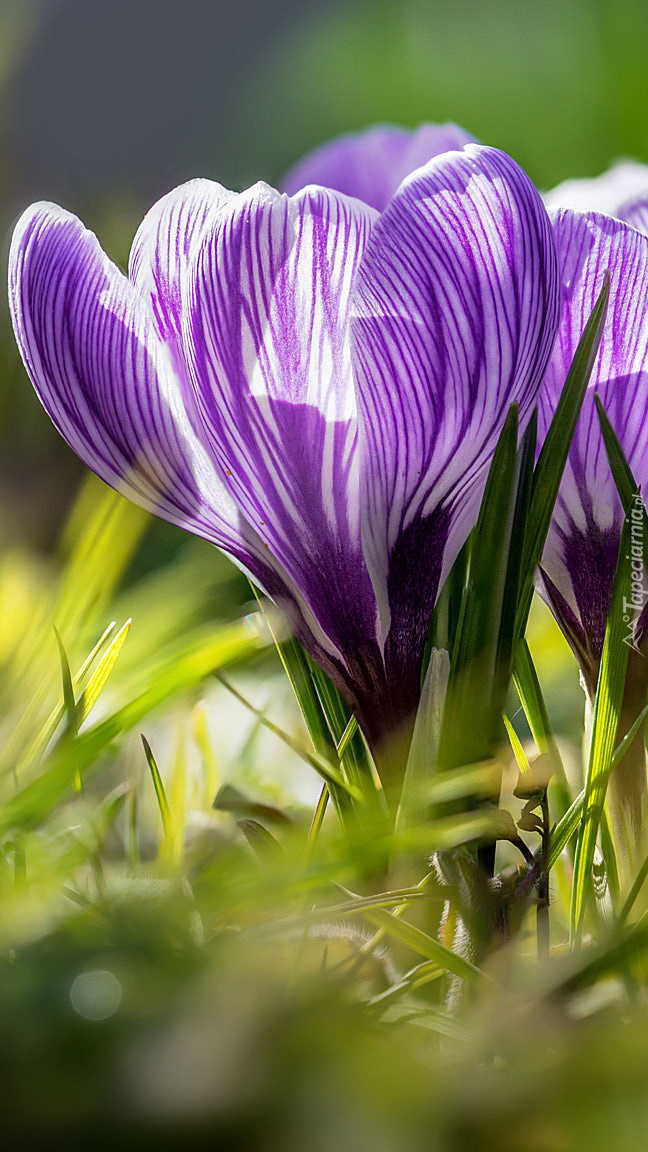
left=0, top=463, right=645, bottom=1146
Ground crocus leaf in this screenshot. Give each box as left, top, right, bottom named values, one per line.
left=618, top=839, right=648, bottom=926
left=309, top=660, right=378, bottom=801
left=503, top=713, right=532, bottom=774
left=250, top=591, right=353, bottom=820
left=570, top=512, right=632, bottom=946
left=493, top=410, right=537, bottom=708
left=439, top=403, right=520, bottom=770
left=536, top=212, right=648, bottom=684
left=398, top=647, right=450, bottom=831
left=513, top=639, right=559, bottom=758
left=554, top=918, right=648, bottom=996
left=513, top=639, right=571, bottom=823
left=595, top=394, right=648, bottom=529
left=0, top=619, right=260, bottom=836
left=24, top=620, right=119, bottom=770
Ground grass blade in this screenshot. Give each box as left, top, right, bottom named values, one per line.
left=214, top=672, right=361, bottom=799
left=53, top=626, right=78, bottom=737
left=360, top=906, right=488, bottom=987
left=141, top=734, right=170, bottom=838
left=76, top=618, right=131, bottom=726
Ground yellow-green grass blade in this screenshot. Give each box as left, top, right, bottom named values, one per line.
left=0, top=619, right=259, bottom=834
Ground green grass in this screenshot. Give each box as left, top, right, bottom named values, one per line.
left=0, top=445, right=646, bottom=1148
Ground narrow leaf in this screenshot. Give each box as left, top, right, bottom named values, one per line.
left=214, top=783, right=291, bottom=825
left=53, top=626, right=78, bottom=736
left=549, top=704, right=648, bottom=870
left=214, top=672, right=361, bottom=798
left=595, top=395, right=648, bottom=525
left=237, top=818, right=283, bottom=860
left=516, top=274, right=610, bottom=642
left=362, top=906, right=488, bottom=986
left=440, top=403, right=520, bottom=770
left=76, top=618, right=131, bottom=725
left=141, top=734, right=170, bottom=837
left=503, top=713, right=532, bottom=774
left=571, top=513, right=632, bottom=945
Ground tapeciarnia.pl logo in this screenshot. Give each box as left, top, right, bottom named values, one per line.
left=622, top=490, right=647, bottom=655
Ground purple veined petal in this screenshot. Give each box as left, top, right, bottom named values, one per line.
left=617, top=194, right=648, bottom=236
left=182, top=182, right=384, bottom=693
left=353, top=144, right=560, bottom=690
left=537, top=207, right=648, bottom=683
left=544, top=160, right=648, bottom=219
left=280, top=122, right=477, bottom=211
left=129, top=178, right=236, bottom=344
left=9, top=199, right=363, bottom=677
left=7, top=201, right=296, bottom=605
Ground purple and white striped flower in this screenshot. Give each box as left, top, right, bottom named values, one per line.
left=537, top=207, right=648, bottom=692
left=9, top=143, right=559, bottom=760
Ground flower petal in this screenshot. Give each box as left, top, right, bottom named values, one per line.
left=538, top=208, right=648, bottom=671
left=8, top=201, right=266, bottom=573
left=280, top=122, right=477, bottom=211
left=618, top=195, right=648, bottom=236
left=545, top=160, right=648, bottom=218
left=129, top=178, right=235, bottom=343
left=353, top=144, right=560, bottom=681
left=182, top=182, right=382, bottom=672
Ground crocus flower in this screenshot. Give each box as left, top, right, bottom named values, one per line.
left=537, top=207, right=648, bottom=696
left=9, top=144, right=559, bottom=773
left=281, top=122, right=477, bottom=211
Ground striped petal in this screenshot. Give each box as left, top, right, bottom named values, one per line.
left=129, top=178, right=235, bottom=344
left=619, top=195, right=648, bottom=236
left=538, top=208, right=648, bottom=681
left=281, top=122, right=477, bottom=211
left=181, top=182, right=382, bottom=676
left=545, top=160, right=648, bottom=218
left=353, top=144, right=560, bottom=686
left=8, top=201, right=278, bottom=582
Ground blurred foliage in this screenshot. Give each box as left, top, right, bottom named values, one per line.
left=236, top=0, right=648, bottom=191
